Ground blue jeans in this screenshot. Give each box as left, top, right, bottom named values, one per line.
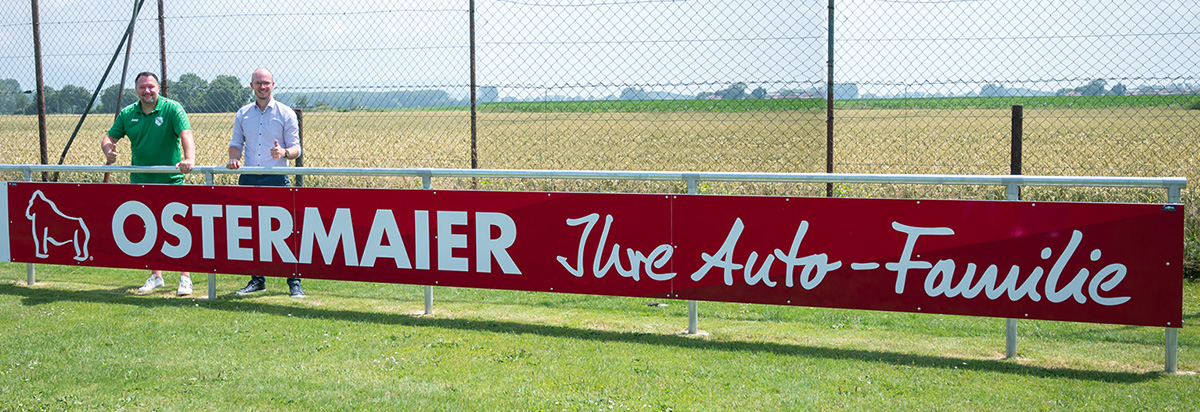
left=238, top=173, right=289, bottom=187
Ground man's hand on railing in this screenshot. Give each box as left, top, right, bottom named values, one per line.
left=103, top=147, right=118, bottom=165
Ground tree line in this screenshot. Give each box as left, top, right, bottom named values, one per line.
left=0, top=74, right=250, bottom=115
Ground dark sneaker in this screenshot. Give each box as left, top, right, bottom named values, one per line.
left=236, top=280, right=265, bottom=295
left=289, top=282, right=305, bottom=298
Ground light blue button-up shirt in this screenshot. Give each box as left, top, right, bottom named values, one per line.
left=229, top=99, right=300, bottom=168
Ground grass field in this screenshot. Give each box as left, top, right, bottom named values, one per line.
left=0, top=264, right=1196, bottom=410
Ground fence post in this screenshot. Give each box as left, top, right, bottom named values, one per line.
left=686, top=177, right=699, bottom=334
left=468, top=0, right=478, bottom=190
left=423, top=173, right=434, bottom=315
left=1005, top=105, right=1023, bottom=360
left=157, top=0, right=167, bottom=97
left=824, top=0, right=835, bottom=198
left=1010, top=105, right=1023, bottom=195
left=294, top=109, right=304, bottom=187
left=31, top=0, right=49, bottom=183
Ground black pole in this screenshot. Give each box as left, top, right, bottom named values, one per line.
left=157, top=0, right=167, bottom=97
left=1011, top=105, right=1023, bottom=197
left=469, top=0, right=478, bottom=189
left=114, top=0, right=138, bottom=117
left=825, top=0, right=835, bottom=197
left=294, top=109, right=305, bottom=187
left=31, top=0, right=48, bottom=181
left=51, top=0, right=146, bottom=182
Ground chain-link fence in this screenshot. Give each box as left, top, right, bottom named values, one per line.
left=1, top=1, right=1197, bottom=195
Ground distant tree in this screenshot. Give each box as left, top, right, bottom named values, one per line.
left=294, top=95, right=309, bottom=108
left=171, top=73, right=208, bottom=111
left=478, top=86, right=499, bottom=103
left=0, top=78, right=26, bottom=114
left=833, top=83, right=859, bottom=99
left=980, top=83, right=1005, bottom=97
left=715, top=82, right=747, bottom=100
left=32, top=86, right=58, bottom=114
left=51, top=85, right=91, bottom=114
left=1110, top=83, right=1127, bottom=96
left=1078, top=79, right=1107, bottom=96
left=202, top=75, right=249, bottom=113
left=619, top=87, right=647, bottom=100
left=100, top=84, right=135, bottom=113
left=750, top=87, right=767, bottom=99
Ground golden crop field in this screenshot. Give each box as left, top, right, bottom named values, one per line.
left=1, top=107, right=1192, bottom=199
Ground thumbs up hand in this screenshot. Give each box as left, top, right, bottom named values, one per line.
left=271, top=139, right=287, bottom=159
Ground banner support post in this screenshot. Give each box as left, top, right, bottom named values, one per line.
left=1005, top=182, right=1020, bottom=359
left=24, top=168, right=34, bottom=285
left=1166, top=328, right=1178, bottom=373
left=686, top=177, right=699, bottom=335
left=1166, top=184, right=1180, bottom=373
left=423, top=173, right=434, bottom=315
left=204, top=171, right=217, bottom=299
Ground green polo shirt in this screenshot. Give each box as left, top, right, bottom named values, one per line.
left=107, top=96, right=191, bottom=184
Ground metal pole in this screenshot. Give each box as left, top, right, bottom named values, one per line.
left=1011, top=105, right=1023, bottom=197
left=157, top=0, right=167, bottom=97
left=424, top=174, right=434, bottom=314
left=687, top=178, right=699, bottom=334
left=203, top=171, right=216, bottom=299
left=824, top=0, right=834, bottom=197
left=468, top=0, right=478, bottom=189
left=114, top=0, right=137, bottom=114
left=1165, top=185, right=1179, bottom=373
left=206, top=274, right=216, bottom=299
left=31, top=0, right=48, bottom=182
left=24, top=169, right=35, bottom=284
left=294, top=109, right=304, bottom=187
left=1166, top=328, right=1178, bottom=373
left=1004, top=181, right=1021, bottom=358
left=1003, top=107, right=1024, bottom=359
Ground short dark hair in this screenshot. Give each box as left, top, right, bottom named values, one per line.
left=135, top=72, right=158, bottom=84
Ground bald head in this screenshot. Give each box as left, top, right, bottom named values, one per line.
left=251, top=68, right=276, bottom=108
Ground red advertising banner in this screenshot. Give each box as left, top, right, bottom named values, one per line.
left=3, top=181, right=1184, bottom=327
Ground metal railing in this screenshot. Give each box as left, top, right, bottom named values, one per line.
left=0, top=164, right=1187, bottom=192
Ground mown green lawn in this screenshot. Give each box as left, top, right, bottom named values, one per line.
left=0, top=263, right=1194, bottom=411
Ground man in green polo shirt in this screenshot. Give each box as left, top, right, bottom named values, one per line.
left=103, top=71, right=195, bottom=184
left=101, top=71, right=196, bottom=295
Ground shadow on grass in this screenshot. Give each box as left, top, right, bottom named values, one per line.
left=1, top=282, right=1174, bottom=383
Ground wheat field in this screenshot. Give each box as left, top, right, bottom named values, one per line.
left=2, top=107, right=1193, bottom=197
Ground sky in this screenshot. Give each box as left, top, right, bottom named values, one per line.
left=1, top=0, right=1196, bottom=99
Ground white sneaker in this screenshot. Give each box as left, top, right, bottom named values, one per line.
left=138, top=275, right=164, bottom=293
left=177, top=276, right=193, bottom=296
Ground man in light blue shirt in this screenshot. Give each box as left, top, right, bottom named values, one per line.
left=226, top=67, right=305, bottom=297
